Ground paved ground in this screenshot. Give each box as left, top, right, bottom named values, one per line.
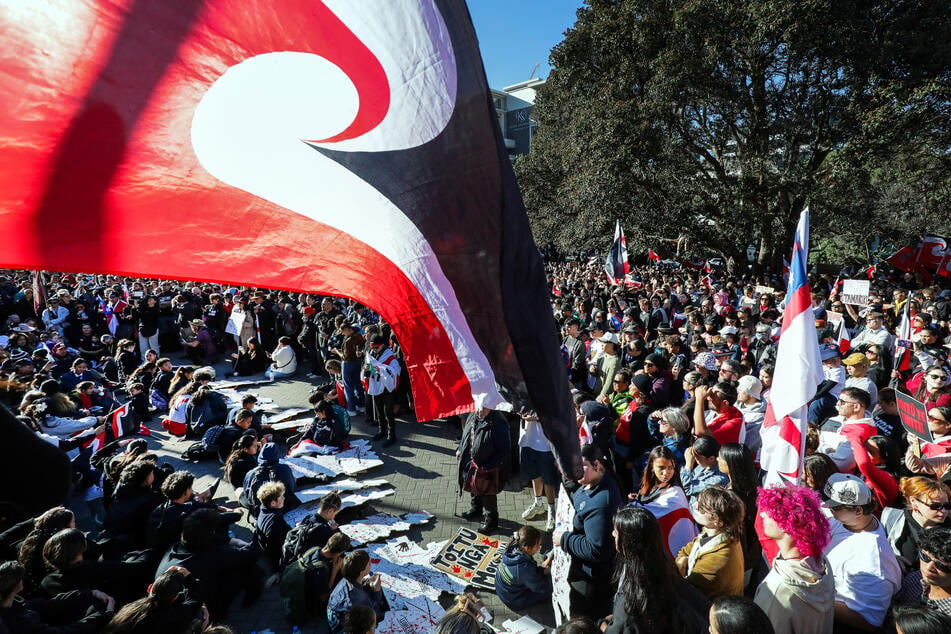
left=68, top=357, right=558, bottom=633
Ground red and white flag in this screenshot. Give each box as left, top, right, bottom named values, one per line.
left=0, top=0, right=580, bottom=477
left=647, top=249, right=661, bottom=262
left=836, top=320, right=851, bottom=355
left=632, top=488, right=697, bottom=558
left=761, top=210, right=824, bottom=485
left=893, top=300, right=912, bottom=374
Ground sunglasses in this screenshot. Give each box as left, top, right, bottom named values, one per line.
left=919, top=551, right=951, bottom=574
left=916, top=495, right=951, bottom=510
left=836, top=398, right=857, bottom=405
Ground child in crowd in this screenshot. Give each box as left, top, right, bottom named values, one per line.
left=495, top=525, right=553, bottom=612
left=682, top=436, right=728, bottom=498
left=676, top=487, right=746, bottom=600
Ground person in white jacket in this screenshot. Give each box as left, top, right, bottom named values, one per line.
left=364, top=334, right=400, bottom=447
left=265, top=336, right=297, bottom=381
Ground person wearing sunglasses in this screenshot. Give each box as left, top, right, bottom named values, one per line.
left=910, top=365, right=951, bottom=411
left=883, top=477, right=951, bottom=598
left=905, top=406, right=951, bottom=479
left=903, top=527, right=951, bottom=617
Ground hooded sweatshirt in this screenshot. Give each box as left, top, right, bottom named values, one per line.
left=495, top=543, right=552, bottom=612
left=754, top=556, right=835, bottom=634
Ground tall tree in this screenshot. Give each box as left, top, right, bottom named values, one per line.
left=517, top=0, right=951, bottom=266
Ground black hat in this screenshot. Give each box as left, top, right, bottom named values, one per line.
left=370, top=334, right=387, bottom=346
left=631, top=374, right=653, bottom=396
left=40, top=379, right=61, bottom=396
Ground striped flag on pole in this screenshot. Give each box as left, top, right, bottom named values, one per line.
left=893, top=301, right=912, bottom=374
left=761, top=209, right=824, bottom=485
left=604, top=220, right=629, bottom=284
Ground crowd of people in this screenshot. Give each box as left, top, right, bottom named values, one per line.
left=1, top=258, right=950, bottom=633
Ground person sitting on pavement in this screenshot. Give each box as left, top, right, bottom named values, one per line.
left=495, top=525, right=553, bottom=612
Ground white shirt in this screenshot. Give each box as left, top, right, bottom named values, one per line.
left=823, top=365, right=847, bottom=399
left=519, top=419, right=552, bottom=452
left=845, top=376, right=878, bottom=409
left=816, top=417, right=876, bottom=473
left=824, top=518, right=901, bottom=628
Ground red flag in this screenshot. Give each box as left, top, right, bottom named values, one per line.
left=703, top=259, right=712, bottom=273
left=0, top=0, right=580, bottom=476
left=886, top=244, right=919, bottom=272
left=647, top=249, right=661, bottom=262
left=939, top=252, right=951, bottom=279
left=866, top=263, right=877, bottom=279
left=916, top=235, right=948, bottom=274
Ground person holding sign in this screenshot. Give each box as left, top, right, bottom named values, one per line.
left=905, top=406, right=951, bottom=479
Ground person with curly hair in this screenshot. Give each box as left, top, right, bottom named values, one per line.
left=753, top=486, right=835, bottom=634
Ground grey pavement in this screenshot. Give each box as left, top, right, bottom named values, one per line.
left=68, top=357, right=559, bottom=633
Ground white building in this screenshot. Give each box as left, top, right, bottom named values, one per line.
left=491, top=77, right=544, bottom=155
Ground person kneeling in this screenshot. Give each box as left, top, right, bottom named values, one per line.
left=495, top=525, right=552, bottom=612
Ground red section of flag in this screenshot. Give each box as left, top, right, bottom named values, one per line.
left=886, top=244, right=919, bottom=272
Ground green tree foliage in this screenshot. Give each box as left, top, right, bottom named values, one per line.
left=516, top=0, right=951, bottom=266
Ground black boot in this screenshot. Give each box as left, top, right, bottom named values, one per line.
left=460, top=507, right=483, bottom=521
left=479, top=513, right=499, bottom=533
left=382, top=435, right=396, bottom=448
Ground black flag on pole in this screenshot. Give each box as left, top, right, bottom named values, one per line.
left=604, top=220, right=630, bottom=283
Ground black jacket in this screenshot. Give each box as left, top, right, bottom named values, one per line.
left=0, top=591, right=111, bottom=634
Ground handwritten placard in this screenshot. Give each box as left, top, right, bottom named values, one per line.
left=430, top=527, right=508, bottom=591
left=896, top=391, right=934, bottom=443
left=842, top=279, right=870, bottom=306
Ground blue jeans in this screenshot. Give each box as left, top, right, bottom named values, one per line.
left=341, top=360, right=364, bottom=411
left=266, top=367, right=295, bottom=381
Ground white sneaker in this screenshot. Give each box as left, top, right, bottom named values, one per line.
left=521, top=499, right=546, bottom=520
left=546, top=508, right=556, bottom=532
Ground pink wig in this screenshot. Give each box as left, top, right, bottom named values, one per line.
left=758, top=485, right=831, bottom=558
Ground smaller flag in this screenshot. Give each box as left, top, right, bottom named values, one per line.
left=886, top=243, right=920, bottom=272
left=604, top=221, right=630, bottom=283
left=894, top=301, right=912, bottom=374
left=31, top=271, right=47, bottom=316
left=703, top=259, right=712, bottom=273
left=647, top=249, right=661, bottom=263
left=836, top=321, right=851, bottom=355
left=866, top=263, right=877, bottom=279
left=622, top=273, right=643, bottom=289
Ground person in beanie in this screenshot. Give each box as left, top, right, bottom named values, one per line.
left=457, top=407, right=511, bottom=533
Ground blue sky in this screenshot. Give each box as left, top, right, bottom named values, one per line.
left=468, top=0, right=584, bottom=90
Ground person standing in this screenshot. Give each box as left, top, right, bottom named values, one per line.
left=364, top=334, right=400, bottom=447
left=457, top=407, right=511, bottom=533
left=553, top=443, right=622, bottom=619
left=333, top=323, right=365, bottom=416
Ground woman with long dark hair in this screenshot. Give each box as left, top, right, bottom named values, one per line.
left=717, top=443, right=761, bottom=588
left=604, top=506, right=708, bottom=633
left=629, top=445, right=696, bottom=558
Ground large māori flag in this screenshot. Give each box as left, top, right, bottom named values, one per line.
left=0, top=0, right=580, bottom=476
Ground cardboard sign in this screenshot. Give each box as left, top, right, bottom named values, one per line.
left=431, top=527, right=508, bottom=591
left=754, top=285, right=775, bottom=296
left=551, top=484, right=575, bottom=626
left=896, top=391, right=934, bottom=443
left=841, top=279, right=870, bottom=306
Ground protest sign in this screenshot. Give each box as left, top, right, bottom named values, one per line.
left=841, top=279, right=870, bottom=306
left=551, top=485, right=575, bottom=625
left=431, top=527, right=508, bottom=591
left=754, top=285, right=775, bottom=296
left=896, top=391, right=934, bottom=443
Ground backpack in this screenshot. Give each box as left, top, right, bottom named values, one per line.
left=245, top=464, right=277, bottom=516
left=281, top=511, right=332, bottom=566
left=331, top=405, right=351, bottom=436
left=279, top=545, right=327, bottom=625
left=182, top=441, right=216, bottom=462
left=200, top=425, right=225, bottom=452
